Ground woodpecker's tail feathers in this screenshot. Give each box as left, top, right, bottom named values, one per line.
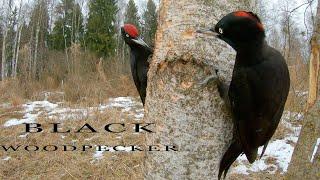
left=218, top=141, right=242, bottom=180
left=260, top=141, right=269, bottom=159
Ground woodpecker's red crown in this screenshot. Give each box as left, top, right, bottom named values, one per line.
left=233, top=11, right=264, bottom=31
left=123, top=24, right=139, bottom=38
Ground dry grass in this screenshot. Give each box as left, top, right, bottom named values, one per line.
left=0, top=105, right=145, bottom=179
left=0, top=56, right=140, bottom=179
left=0, top=45, right=309, bottom=179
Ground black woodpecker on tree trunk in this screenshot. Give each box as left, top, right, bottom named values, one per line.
left=197, top=11, right=290, bottom=179
left=121, top=24, right=153, bottom=105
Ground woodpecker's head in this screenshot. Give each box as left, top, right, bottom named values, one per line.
left=121, top=24, right=150, bottom=49
left=197, top=11, right=265, bottom=50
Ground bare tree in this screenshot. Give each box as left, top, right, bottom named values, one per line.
left=11, top=0, right=23, bottom=78
left=144, top=0, right=253, bottom=179
left=28, top=0, right=49, bottom=79
left=286, top=0, right=320, bottom=179
left=1, top=0, right=12, bottom=80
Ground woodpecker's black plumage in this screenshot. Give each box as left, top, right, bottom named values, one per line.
left=121, top=24, right=153, bottom=105
left=198, top=11, right=290, bottom=179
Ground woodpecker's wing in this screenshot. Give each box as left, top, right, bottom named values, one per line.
left=230, top=53, right=289, bottom=162
left=229, top=68, right=258, bottom=162
left=138, top=54, right=152, bottom=105
left=130, top=53, right=141, bottom=99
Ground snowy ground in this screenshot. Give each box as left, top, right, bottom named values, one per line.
left=3, top=96, right=144, bottom=127
left=2, top=94, right=144, bottom=163
left=1, top=92, right=305, bottom=175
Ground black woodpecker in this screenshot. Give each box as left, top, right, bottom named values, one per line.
left=121, top=24, right=153, bottom=105
left=197, top=11, right=290, bottom=179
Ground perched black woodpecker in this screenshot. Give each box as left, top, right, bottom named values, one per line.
left=197, top=11, right=290, bottom=179
left=121, top=24, right=153, bottom=105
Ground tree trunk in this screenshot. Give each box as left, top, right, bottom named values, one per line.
left=33, top=22, right=40, bottom=78
left=12, top=0, right=23, bottom=78
left=28, top=24, right=34, bottom=79
left=1, top=28, right=8, bottom=80
left=286, top=1, right=320, bottom=179
left=63, top=23, right=70, bottom=72
left=14, top=24, right=23, bottom=78
left=144, top=0, right=251, bottom=179
left=306, top=4, right=320, bottom=110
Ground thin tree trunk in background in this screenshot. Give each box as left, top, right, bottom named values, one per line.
left=12, top=28, right=19, bottom=77
left=12, top=0, right=23, bottom=78
left=33, top=1, right=44, bottom=79
left=144, top=0, right=251, bottom=179
left=286, top=1, right=320, bottom=179
left=28, top=24, right=34, bottom=79
left=33, top=22, right=40, bottom=78
left=1, top=28, right=8, bottom=80
left=63, top=23, right=70, bottom=72
left=14, top=25, right=22, bottom=78
left=1, top=0, right=11, bottom=81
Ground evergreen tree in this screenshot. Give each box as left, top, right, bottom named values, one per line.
left=28, top=0, right=49, bottom=79
left=49, top=0, right=84, bottom=50
left=85, top=0, right=118, bottom=57
left=6, top=7, right=18, bottom=76
left=125, top=0, right=140, bottom=30
left=118, top=0, right=141, bottom=74
left=143, top=0, right=157, bottom=45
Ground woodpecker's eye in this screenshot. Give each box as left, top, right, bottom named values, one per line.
left=126, top=34, right=129, bottom=38
left=219, top=28, right=223, bottom=34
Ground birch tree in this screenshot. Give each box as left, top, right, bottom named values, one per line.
left=286, top=1, right=320, bottom=179
left=144, top=0, right=253, bottom=179
left=1, top=0, right=12, bottom=80
left=11, top=0, right=23, bottom=78
left=29, top=0, right=49, bottom=79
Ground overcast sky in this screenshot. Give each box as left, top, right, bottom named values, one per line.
left=9, top=0, right=317, bottom=32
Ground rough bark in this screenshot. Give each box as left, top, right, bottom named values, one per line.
left=286, top=1, right=320, bottom=179
left=144, top=0, right=251, bottom=179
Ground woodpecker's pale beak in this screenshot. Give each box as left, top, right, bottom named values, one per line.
left=132, top=37, right=150, bottom=48
left=196, top=29, right=219, bottom=37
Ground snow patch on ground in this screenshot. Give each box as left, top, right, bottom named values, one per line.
left=19, top=133, right=28, bottom=138
left=91, top=146, right=133, bottom=162
left=2, top=156, right=11, bottom=161
left=3, top=101, right=58, bottom=127
left=310, top=138, right=320, bottom=162
left=3, top=96, right=144, bottom=127
left=231, top=111, right=303, bottom=175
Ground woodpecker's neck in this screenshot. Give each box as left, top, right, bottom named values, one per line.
left=129, top=45, right=152, bottom=65
left=236, top=39, right=267, bottom=65
left=129, top=43, right=152, bottom=55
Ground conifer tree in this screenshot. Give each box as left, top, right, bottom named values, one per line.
left=118, top=0, right=141, bottom=73
left=125, top=0, right=141, bottom=30
left=28, top=0, right=49, bottom=79
left=143, top=0, right=157, bottom=45
left=85, top=0, right=118, bottom=58
left=49, top=0, right=84, bottom=51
